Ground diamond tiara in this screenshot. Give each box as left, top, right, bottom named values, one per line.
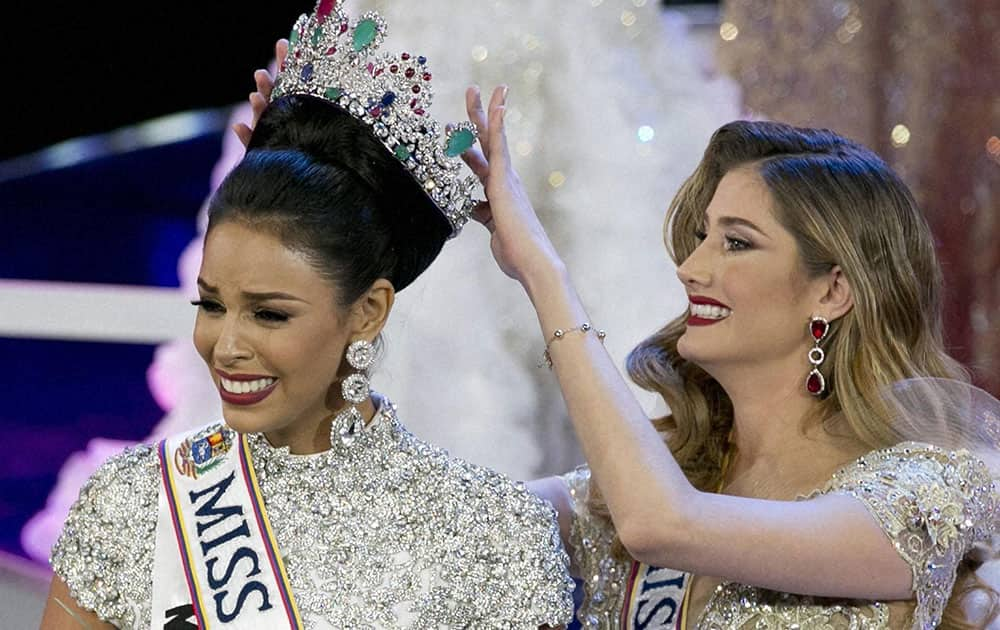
left=271, top=0, right=480, bottom=236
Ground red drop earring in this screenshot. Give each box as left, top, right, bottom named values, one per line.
left=806, top=316, right=829, bottom=396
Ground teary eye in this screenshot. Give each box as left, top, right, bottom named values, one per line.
left=255, top=309, right=290, bottom=323
left=191, top=299, right=225, bottom=314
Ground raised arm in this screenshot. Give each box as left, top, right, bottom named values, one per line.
left=460, top=85, right=914, bottom=600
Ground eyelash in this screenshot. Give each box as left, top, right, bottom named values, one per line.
left=725, top=236, right=752, bottom=251
left=693, top=230, right=752, bottom=251
left=191, top=299, right=223, bottom=313
left=255, top=309, right=289, bottom=323
left=190, top=300, right=290, bottom=323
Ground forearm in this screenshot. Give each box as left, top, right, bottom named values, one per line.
left=520, top=264, right=913, bottom=597
left=522, top=261, right=697, bottom=551
left=465, top=84, right=916, bottom=596
left=521, top=318, right=912, bottom=598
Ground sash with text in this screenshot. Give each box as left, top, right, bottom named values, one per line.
left=152, top=423, right=303, bottom=629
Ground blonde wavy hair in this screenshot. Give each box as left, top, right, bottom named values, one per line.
left=591, top=121, right=996, bottom=627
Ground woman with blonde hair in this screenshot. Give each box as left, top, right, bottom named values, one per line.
left=463, top=85, right=1000, bottom=628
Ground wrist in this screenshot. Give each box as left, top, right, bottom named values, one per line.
left=521, top=256, right=570, bottom=305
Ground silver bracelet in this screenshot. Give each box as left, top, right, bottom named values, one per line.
left=539, top=322, right=607, bottom=369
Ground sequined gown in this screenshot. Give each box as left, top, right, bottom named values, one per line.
left=51, top=402, right=575, bottom=629
left=564, top=442, right=999, bottom=629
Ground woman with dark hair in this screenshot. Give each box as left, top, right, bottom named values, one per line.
left=462, top=85, right=1000, bottom=628
left=38, top=4, right=573, bottom=629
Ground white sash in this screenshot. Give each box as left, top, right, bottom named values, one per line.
left=622, top=562, right=688, bottom=629
left=151, top=423, right=303, bottom=629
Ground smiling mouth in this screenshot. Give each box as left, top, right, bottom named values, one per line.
left=220, top=377, right=277, bottom=394
left=214, top=371, right=280, bottom=406
left=689, top=303, right=732, bottom=321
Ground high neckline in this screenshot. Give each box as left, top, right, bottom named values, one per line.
left=245, top=394, right=400, bottom=462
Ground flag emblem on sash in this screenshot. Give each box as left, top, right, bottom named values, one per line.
left=175, top=426, right=232, bottom=479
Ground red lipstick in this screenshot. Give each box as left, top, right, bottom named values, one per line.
left=215, top=369, right=279, bottom=406
left=688, top=296, right=730, bottom=307
left=686, top=295, right=731, bottom=327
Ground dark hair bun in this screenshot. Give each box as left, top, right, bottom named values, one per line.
left=210, top=94, right=450, bottom=300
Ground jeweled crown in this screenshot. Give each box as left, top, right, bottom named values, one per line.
left=272, top=0, right=480, bottom=235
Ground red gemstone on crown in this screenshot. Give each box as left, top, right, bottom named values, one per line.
left=401, top=52, right=411, bottom=60
left=316, top=0, right=336, bottom=23
left=369, top=106, right=382, bottom=118
left=422, top=72, right=432, bottom=81
left=412, top=85, right=421, bottom=93
left=339, top=23, right=349, bottom=34
left=810, top=318, right=829, bottom=341
left=414, top=108, right=425, bottom=115
left=806, top=370, right=825, bottom=395
left=390, top=64, right=398, bottom=73
left=405, top=68, right=415, bottom=78
left=325, top=46, right=337, bottom=55
left=410, top=98, right=418, bottom=107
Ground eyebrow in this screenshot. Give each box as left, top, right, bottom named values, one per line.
left=709, top=215, right=771, bottom=239
left=197, top=278, right=310, bottom=303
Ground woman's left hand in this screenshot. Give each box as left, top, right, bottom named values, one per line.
left=461, top=86, right=566, bottom=292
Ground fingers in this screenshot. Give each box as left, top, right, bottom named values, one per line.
left=238, top=38, right=288, bottom=148
left=267, top=39, right=289, bottom=76
left=254, top=69, right=274, bottom=100
left=249, top=67, right=272, bottom=130
left=233, top=123, right=252, bottom=147
left=470, top=201, right=495, bottom=233
left=466, top=86, right=490, bottom=157
left=486, top=85, right=511, bottom=172
left=461, top=146, right=489, bottom=183
left=249, top=91, right=268, bottom=122
left=462, top=85, right=514, bottom=187
left=488, top=84, right=506, bottom=111
left=276, top=38, right=289, bottom=69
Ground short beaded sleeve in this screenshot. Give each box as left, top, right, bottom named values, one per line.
left=50, top=444, right=160, bottom=628
left=822, top=441, right=999, bottom=628
left=563, top=467, right=635, bottom=628
left=563, top=444, right=1000, bottom=630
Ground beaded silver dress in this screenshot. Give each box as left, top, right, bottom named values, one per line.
left=565, top=442, right=999, bottom=629
left=52, top=401, right=575, bottom=629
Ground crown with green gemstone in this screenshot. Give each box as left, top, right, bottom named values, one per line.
left=271, top=0, right=480, bottom=235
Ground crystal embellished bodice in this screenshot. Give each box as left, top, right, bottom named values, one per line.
left=52, top=401, right=575, bottom=629
left=565, top=442, right=999, bottom=630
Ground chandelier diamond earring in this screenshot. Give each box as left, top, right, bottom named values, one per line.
left=332, top=339, right=376, bottom=446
